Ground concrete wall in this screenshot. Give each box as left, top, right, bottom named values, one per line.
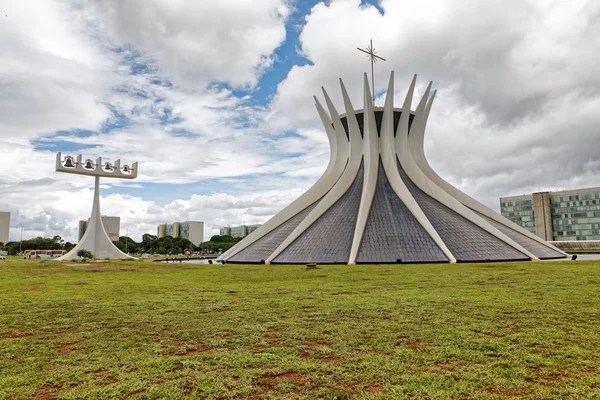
left=532, top=192, right=553, bottom=240
left=102, top=217, right=121, bottom=242
left=0, top=212, right=10, bottom=244
left=551, top=240, right=600, bottom=251
left=186, top=221, right=204, bottom=246
left=78, top=220, right=87, bottom=241
left=79, top=216, right=120, bottom=242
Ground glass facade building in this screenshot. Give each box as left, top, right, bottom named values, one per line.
left=156, top=221, right=204, bottom=246
left=220, top=224, right=262, bottom=238
left=500, top=187, right=600, bottom=241
left=500, top=197, right=536, bottom=236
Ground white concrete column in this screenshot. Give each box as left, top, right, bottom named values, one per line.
left=219, top=96, right=348, bottom=261
left=401, top=84, right=538, bottom=260
left=348, top=74, right=379, bottom=264
left=382, top=73, right=456, bottom=263
left=265, top=80, right=364, bottom=264
left=58, top=176, right=132, bottom=260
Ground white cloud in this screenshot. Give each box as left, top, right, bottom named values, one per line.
left=1, top=179, right=309, bottom=243
left=88, top=0, right=291, bottom=88
left=0, top=0, right=118, bottom=138
left=3, top=0, right=600, bottom=245
left=269, top=0, right=600, bottom=209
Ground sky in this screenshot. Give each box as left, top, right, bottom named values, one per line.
left=1, top=0, right=600, bottom=243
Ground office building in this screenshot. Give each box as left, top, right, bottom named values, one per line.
left=218, top=72, right=566, bottom=264
left=220, top=224, right=261, bottom=238
left=501, top=187, right=600, bottom=241
left=157, top=221, right=204, bottom=246
left=79, top=216, right=120, bottom=242
left=0, top=212, right=10, bottom=244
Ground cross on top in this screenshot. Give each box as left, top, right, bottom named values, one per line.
left=357, top=40, right=386, bottom=105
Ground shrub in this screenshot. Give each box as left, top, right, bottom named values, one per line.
left=77, top=249, right=93, bottom=260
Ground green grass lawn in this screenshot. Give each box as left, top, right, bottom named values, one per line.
left=1, top=255, right=25, bottom=260
left=1, top=259, right=599, bottom=399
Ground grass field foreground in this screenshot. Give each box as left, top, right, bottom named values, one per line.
left=1, top=259, right=600, bottom=399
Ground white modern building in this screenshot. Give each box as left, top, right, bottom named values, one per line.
left=79, top=216, right=120, bottom=242
left=0, top=212, right=10, bottom=245
left=157, top=221, right=204, bottom=246
left=219, top=72, right=567, bottom=264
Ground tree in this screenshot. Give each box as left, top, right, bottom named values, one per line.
left=52, top=235, right=64, bottom=246
left=196, top=235, right=242, bottom=253
left=210, top=235, right=224, bottom=243
left=114, top=236, right=138, bottom=254
left=140, top=234, right=158, bottom=253
left=77, top=249, right=93, bottom=260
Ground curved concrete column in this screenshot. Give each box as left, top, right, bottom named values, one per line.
left=408, top=96, right=567, bottom=257
left=58, top=177, right=132, bottom=260
left=401, top=85, right=538, bottom=260
left=348, top=74, right=379, bottom=264
left=266, top=81, right=364, bottom=264
left=219, top=96, right=348, bottom=261
left=218, top=71, right=566, bottom=265
left=385, top=74, right=456, bottom=263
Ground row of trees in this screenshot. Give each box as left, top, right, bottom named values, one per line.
left=0, top=235, right=75, bottom=256
left=0, top=234, right=243, bottom=256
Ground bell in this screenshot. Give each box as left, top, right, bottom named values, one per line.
left=104, top=162, right=112, bottom=171
left=122, top=165, right=130, bottom=173
left=63, top=156, right=75, bottom=168
left=84, top=159, right=94, bottom=169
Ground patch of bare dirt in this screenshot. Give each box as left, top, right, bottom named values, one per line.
left=304, top=341, right=331, bottom=350
left=432, top=363, right=457, bottom=372
left=169, top=347, right=211, bottom=356
left=299, top=341, right=333, bottom=359
left=33, top=384, right=60, bottom=400
left=264, top=335, right=279, bottom=345
left=531, top=370, right=573, bottom=385
left=87, top=370, right=117, bottom=385
left=73, top=264, right=123, bottom=271
left=0, top=332, right=33, bottom=340
left=365, top=385, right=383, bottom=393
left=58, top=340, right=83, bottom=354
left=259, top=372, right=308, bottom=386
left=546, top=370, right=571, bottom=380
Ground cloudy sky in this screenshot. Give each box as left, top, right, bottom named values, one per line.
left=1, top=0, right=600, bottom=243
